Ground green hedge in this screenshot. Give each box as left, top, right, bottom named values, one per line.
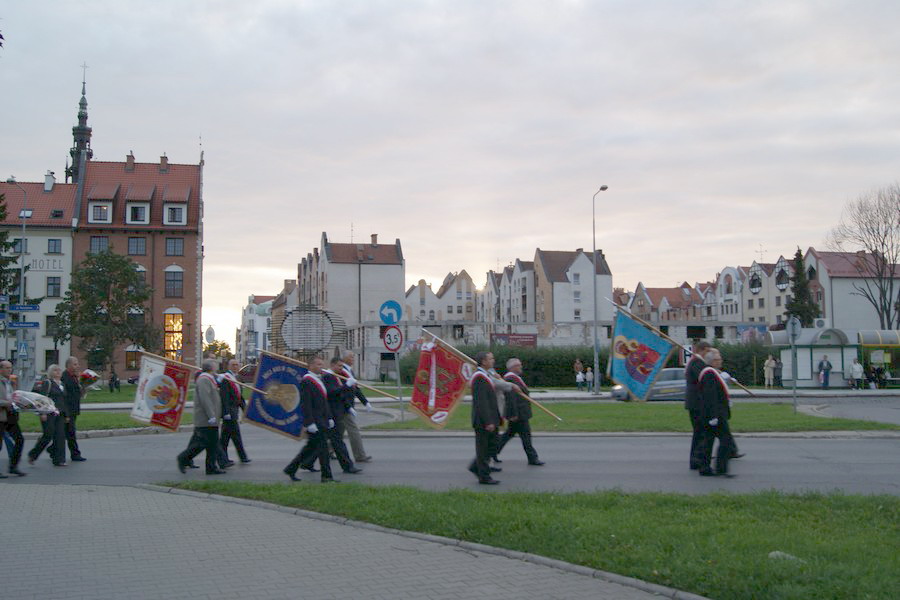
left=400, top=344, right=609, bottom=387
left=710, top=341, right=776, bottom=386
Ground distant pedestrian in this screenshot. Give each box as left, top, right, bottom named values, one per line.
left=177, top=359, right=225, bottom=475
left=817, top=355, right=833, bottom=389
left=850, top=359, right=864, bottom=389
left=575, top=370, right=585, bottom=391
left=584, top=367, right=594, bottom=392
left=0, top=360, right=26, bottom=477
left=763, top=355, right=776, bottom=389
left=774, top=358, right=783, bottom=388
left=108, top=371, right=120, bottom=393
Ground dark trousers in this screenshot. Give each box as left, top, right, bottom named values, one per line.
left=307, top=416, right=353, bottom=472
left=219, top=419, right=248, bottom=462
left=495, top=420, right=539, bottom=463
left=29, top=415, right=67, bottom=465
left=698, top=419, right=736, bottom=474
left=287, top=429, right=333, bottom=480
left=1, top=421, right=24, bottom=469
left=64, top=415, right=82, bottom=459
left=178, top=426, right=220, bottom=472
left=469, top=427, right=494, bottom=481
left=688, top=408, right=704, bottom=468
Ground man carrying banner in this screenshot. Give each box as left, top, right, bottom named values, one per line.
left=218, top=359, right=250, bottom=466
left=467, top=352, right=503, bottom=485
left=495, top=358, right=543, bottom=466
left=337, top=351, right=373, bottom=463
left=177, top=359, right=225, bottom=475
left=684, top=340, right=711, bottom=471
left=697, top=348, right=736, bottom=477
left=303, top=358, right=361, bottom=475
left=284, top=356, right=337, bottom=483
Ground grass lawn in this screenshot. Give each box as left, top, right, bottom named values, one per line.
left=167, top=481, right=900, bottom=600
left=81, top=384, right=196, bottom=404
left=371, top=402, right=900, bottom=432
left=16, top=410, right=193, bottom=432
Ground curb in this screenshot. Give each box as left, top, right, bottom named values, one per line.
left=134, top=483, right=709, bottom=600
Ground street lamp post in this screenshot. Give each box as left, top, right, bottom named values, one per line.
left=591, top=185, right=608, bottom=394
left=6, top=177, right=28, bottom=384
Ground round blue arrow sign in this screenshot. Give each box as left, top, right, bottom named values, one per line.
left=379, top=300, right=402, bottom=325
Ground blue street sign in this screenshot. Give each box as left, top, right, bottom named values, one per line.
left=0, top=295, right=7, bottom=303
left=0, top=312, right=5, bottom=321
left=7, top=321, right=39, bottom=329
left=18, top=342, right=28, bottom=359
left=379, top=300, right=402, bottom=325
left=9, top=304, right=40, bottom=311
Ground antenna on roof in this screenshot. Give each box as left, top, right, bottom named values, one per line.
left=350, top=221, right=354, bottom=243
left=756, top=244, right=767, bottom=262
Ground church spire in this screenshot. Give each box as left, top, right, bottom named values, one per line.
left=67, top=63, right=93, bottom=184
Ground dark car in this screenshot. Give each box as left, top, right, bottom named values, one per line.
left=612, top=367, right=686, bottom=401
left=127, top=375, right=140, bottom=384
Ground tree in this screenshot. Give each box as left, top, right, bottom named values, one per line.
left=0, top=194, right=21, bottom=294
left=203, top=340, right=234, bottom=361
left=828, top=183, right=900, bottom=329
left=784, top=247, right=820, bottom=327
left=54, top=249, right=160, bottom=373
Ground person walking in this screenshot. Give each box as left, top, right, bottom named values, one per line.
left=774, top=358, right=784, bottom=388
left=0, top=360, right=26, bottom=477
left=467, top=352, right=503, bottom=485
left=336, top=351, right=372, bottom=463
left=303, top=358, right=361, bottom=475
left=218, top=359, right=250, bottom=466
left=584, top=367, right=594, bottom=392
left=60, top=357, right=86, bottom=462
left=696, top=348, right=736, bottom=477
left=177, top=359, right=225, bottom=475
left=27, top=365, right=67, bottom=467
left=684, top=340, right=711, bottom=471
left=494, top=358, right=543, bottom=466
left=817, top=355, right=833, bottom=389
left=283, top=356, right=337, bottom=483
left=850, top=359, right=865, bottom=390
left=763, top=355, right=776, bottom=389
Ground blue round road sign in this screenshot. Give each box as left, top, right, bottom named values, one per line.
left=379, top=300, right=402, bottom=325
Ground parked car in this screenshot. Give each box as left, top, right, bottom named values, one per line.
left=611, top=367, right=686, bottom=401
left=127, top=375, right=140, bottom=384
left=238, top=363, right=257, bottom=384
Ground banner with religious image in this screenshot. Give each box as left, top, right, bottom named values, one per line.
left=409, top=340, right=473, bottom=429
left=244, top=350, right=307, bottom=439
left=131, top=354, right=192, bottom=431
left=609, top=311, right=676, bottom=401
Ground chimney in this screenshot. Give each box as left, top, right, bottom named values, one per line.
left=160, top=154, right=168, bottom=173
left=575, top=248, right=583, bottom=254
left=125, top=151, right=135, bottom=171
left=44, top=170, right=56, bottom=192
left=371, top=233, right=378, bottom=246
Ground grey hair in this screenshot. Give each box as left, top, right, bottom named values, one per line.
left=47, top=364, right=62, bottom=375
left=341, top=350, right=355, bottom=361
left=506, top=358, right=521, bottom=369
left=65, top=356, right=78, bottom=368
left=202, top=358, right=218, bottom=372
left=704, top=348, right=722, bottom=361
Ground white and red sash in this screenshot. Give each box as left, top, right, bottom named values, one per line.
left=302, top=372, right=328, bottom=397
left=685, top=354, right=705, bottom=377
left=221, top=371, right=241, bottom=397
left=470, top=368, right=495, bottom=389
left=698, top=366, right=729, bottom=398
left=197, top=372, right=218, bottom=387
left=503, top=372, right=526, bottom=389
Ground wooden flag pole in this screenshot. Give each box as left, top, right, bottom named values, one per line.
left=604, top=300, right=756, bottom=396
left=258, top=350, right=400, bottom=401
left=420, top=329, right=563, bottom=421
left=141, top=351, right=267, bottom=395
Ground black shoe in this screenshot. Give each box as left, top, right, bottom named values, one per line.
left=528, top=460, right=546, bottom=466
left=492, top=456, right=502, bottom=463
left=221, top=460, right=236, bottom=468
left=53, top=462, right=68, bottom=467
left=698, top=469, right=716, bottom=477
left=9, top=467, right=26, bottom=477
left=283, top=467, right=301, bottom=482
left=344, top=467, right=363, bottom=474
left=301, top=465, right=319, bottom=473
left=240, top=458, right=252, bottom=464
left=27, top=455, right=36, bottom=465
left=689, top=463, right=700, bottom=470
left=467, top=463, right=477, bottom=475
left=206, top=468, right=227, bottom=475
left=71, top=456, right=87, bottom=462
left=489, top=466, right=502, bottom=472
left=478, top=478, right=500, bottom=485
left=177, top=459, right=187, bottom=474
left=321, top=477, right=340, bottom=483
left=731, top=453, right=745, bottom=459
left=187, top=463, right=200, bottom=469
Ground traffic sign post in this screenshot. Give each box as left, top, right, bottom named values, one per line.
left=17, top=341, right=27, bottom=360
left=379, top=300, right=402, bottom=325
left=382, top=325, right=405, bottom=421
left=787, top=316, right=802, bottom=413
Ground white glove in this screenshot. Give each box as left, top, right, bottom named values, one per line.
left=306, top=423, right=319, bottom=434
left=708, top=418, right=719, bottom=426
left=348, top=407, right=358, bottom=417
left=345, top=377, right=357, bottom=388
left=365, top=403, right=373, bottom=412
left=223, top=415, right=232, bottom=421
left=327, top=419, right=335, bottom=429
left=207, top=417, right=218, bottom=425
left=721, top=372, right=732, bottom=380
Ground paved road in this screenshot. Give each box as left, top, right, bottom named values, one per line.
left=0, top=484, right=664, bottom=600
left=9, top=425, right=900, bottom=495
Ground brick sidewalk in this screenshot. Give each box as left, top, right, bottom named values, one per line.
left=1, top=484, right=682, bottom=600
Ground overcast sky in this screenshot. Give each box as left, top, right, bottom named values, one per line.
left=2, top=1, right=899, bottom=348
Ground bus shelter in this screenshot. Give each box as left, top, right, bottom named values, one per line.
left=767, top=328, right=857, bottom=388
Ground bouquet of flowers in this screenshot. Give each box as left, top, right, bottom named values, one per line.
left=11, top=390, right=59, bottom=415
left=80, top=369, right=99, bottom=388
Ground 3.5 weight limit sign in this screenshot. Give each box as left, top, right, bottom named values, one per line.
left=382, top=326, right=403, bottom=352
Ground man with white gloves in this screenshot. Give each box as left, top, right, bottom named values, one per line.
left=284, top=356, right=338, bottom=483
left=696, top=349, right=737, bottom=478
left=336, top=351, right=372, bottom=463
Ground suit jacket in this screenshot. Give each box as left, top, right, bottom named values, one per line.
left=0, top=375, right=13, bottom=423
left=218, top=372, right=244, bottom=421
left=698, top=367, right=730, bottom=423
left=684, top=355, right=706, bottom=412
left=300, top=374, right=333, bottom=429
left=338, top=365, right=369, bottom=407
left=193, top=373, right=222, bottom=425
left=470, top=369, right=500, bottom=429
left=323, top=371, right=350, bottom=417
left=61, top=370, right=82, bottom=417
left=503, top=372, right=532, bottom=421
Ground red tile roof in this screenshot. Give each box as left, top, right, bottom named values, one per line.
left=536, top=249, right=611, bottom=282
left=324, top=239, right=403, bottom=265
left=0, top=181, right=77, bottom=228
left=252, top=295, right=276, bottom=304
left=642, top=284, right=701, bottom=309
left=809, top=249, right=900, bottom=278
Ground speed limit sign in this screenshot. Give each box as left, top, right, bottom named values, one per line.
left=382, top=326, right=403, bottom=352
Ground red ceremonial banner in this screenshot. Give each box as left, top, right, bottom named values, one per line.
left=131, top=355, right=193, bottom=431
left=409, top=342, right=473, bottom=429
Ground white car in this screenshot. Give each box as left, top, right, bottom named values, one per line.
left=612, top=367, right=686, bottom=401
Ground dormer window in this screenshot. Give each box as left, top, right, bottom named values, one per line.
left=18, top=209, right=33, bottom=218
left=50, top=210, right=64, bottom=218
left=126, top=202, right=151, bottom=225
left=163, top=203, right=186, bottom=225
left=88, top=201, right=113, bottom=224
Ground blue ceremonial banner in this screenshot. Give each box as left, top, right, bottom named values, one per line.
left=608, top=311, right=676, bottom=401
left=244, top=351, right=307, bottom=439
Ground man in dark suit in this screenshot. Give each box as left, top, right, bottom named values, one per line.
left=218, top=359, right=250, bottom=466
left=697, top=348, right=736, bottom=477
left=467, top=351, right=511, bottom=485
left=284, top=356, right=338, bottom=483
left=684, top=340, right=711, bottom=471
left=177, top=359, right=225, bottom=475
left=60, top=356, right=86, bottom=462
left=494, top=358, right=543, bottom=466
left=298, top=358, right=360, bottom=475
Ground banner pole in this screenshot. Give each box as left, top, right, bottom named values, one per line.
left=420, top=329, right=563, bottom=421
left=141, top=351, right=269, bottom=395
left=258, top=349, right=400, bottom=401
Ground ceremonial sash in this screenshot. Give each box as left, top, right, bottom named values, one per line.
left=222, top=372, right=241, bottom=397
left=470, top=369, right=495, bottom=389
left=302, top=373, right=328, bottom=397
left=503, top=372, right=526, bottom=389
left=698, top=366, right=729, bottom=398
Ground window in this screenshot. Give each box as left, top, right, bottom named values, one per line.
left=574, top=291, right=581, bottom=303
left=775, top=296, right=781, bottom=307
left=572, top=273, right=580, bottom=285
left=807, top=267, right=817, bottom=281
left=428, top=310, right=435, bottom=320
left=127, top=203, right=150, bottom=224
left=749, top=273, right=762, bottom=294
left=447, top=305, right=453, bottom=313
left=89, top=202, right=112, bottom=223
left=12, top=238, right=27, bottom=254
left=659, top=325, right=669, bottom=335
left=747, top=299, right=754, bottom=309
left=47, top=239, right=62, bottom=254
left=419, top=297, right=425, bottom=306
left=776, top=314, right=783, bottom=324
left=128, top=237, right=146, bottom=255
left=45, top=315, right=58, bottom=337
left=89, top=236, right=109, bottom=253
left=50, top=209, right=64, bottom=219
left=166, top=238, right=184, bottom=256
left=165, top=271, right=184, bottom=297
left=46, top=276, right=61, bottom=297
left=126, top=351, right=140, bottom=370
left=574, top=309, right=581, bottom=320
left=786, top=295, right=792, bottom=304
left=466, top=305, right=472, bottom=313
left=714, top=326, right=724, bottom=339
left=164, top=312, right=184, bottom=360
left=749, top=317, right=755, bottom=322
left=758, top=298, right=765, bottom=308
left=163, top=204, right=186, bottom=225
left=456, top=291, right=462, bottom=300
left=17, top=208, right=32, bottom=218
left=128, top=312, right=145, bottom=326
left=686, top=326, right=706, bottom=339
left=457, top=305, right=463, bottom=314
left=45, top=349, right=59, bottom=370
left=419, top=309, right=425, bottom=318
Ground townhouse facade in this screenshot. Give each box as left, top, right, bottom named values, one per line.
left=236, top=294, right=274, bottom=363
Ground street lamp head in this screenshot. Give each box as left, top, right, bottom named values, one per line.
left=6, top=176, right=16, bottom=184
left=599, top=185, right=608, bottom=191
